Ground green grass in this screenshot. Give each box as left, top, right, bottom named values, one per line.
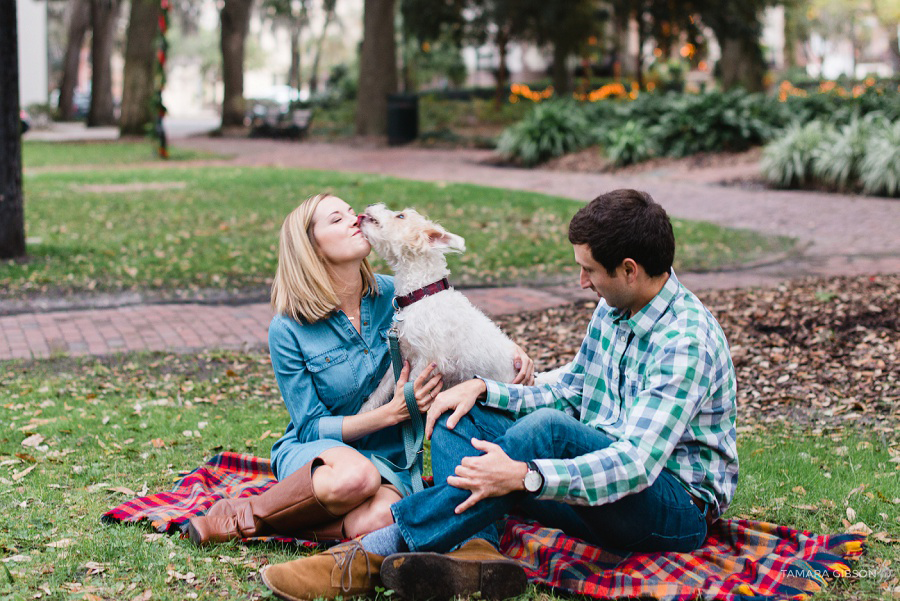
left=22, top=141, right=222, bottom=168
left=2, top=167, right=793, bottom=299
left=733, top=428, right=900, bottom=600
left=0, top=351, right=896, bottom=600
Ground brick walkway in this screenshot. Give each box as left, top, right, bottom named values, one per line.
left=0, top=286, right=597, bottom=360
left=6, top=138, right=899, bottom=361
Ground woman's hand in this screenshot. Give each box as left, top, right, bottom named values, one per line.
left=511, top=343, right=535, bottom=385
left=411, top=361, right=443, bottom=413
left=382, top=361, right=443, bottom=425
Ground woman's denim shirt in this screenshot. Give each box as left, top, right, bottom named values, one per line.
left=268, top=275, right=405, bottom=472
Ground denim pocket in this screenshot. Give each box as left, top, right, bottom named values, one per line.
left=306, top=348, right=358, bottom=403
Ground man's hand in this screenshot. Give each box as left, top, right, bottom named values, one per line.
left=425, top=379, right=486, bottom=439
left=511, top=343, right=535, bottom=386
left=446, top=438, right=529, bottom=514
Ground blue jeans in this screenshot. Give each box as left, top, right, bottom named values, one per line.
left=391, top=405, right=708, bottom=554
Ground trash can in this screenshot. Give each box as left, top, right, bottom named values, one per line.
left=387, top=94, right=418, bottom=146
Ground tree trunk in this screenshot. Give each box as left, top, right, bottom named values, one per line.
left=783, top=3, right=799, bottom=69
left=704, top=2, right=766, bottom=92
left=220, top=0, right=254, bottom=128
left=355, top=0, right=398, bottom=137
left=494, top=29, right=509, bottom=110
left=87, top=0, right=122, bottom=127
left=551, top=41, right=571, bottom=96
left=717, top=35, right=766, bottom=92
left=888, top=27, right=900, bottom=73
left=309, top=6, right=335, bottom=94
left=58, top=0, right=91, bottom=120
left=0, top=0, right=25, bottom=260
left=120, top=0, right=161, bottom=136
left=634, top=8, right=644, bottom=90
left=288, top=24, right=302, bottom=90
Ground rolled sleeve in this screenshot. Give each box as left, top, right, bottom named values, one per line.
left=317, top=415, right=345, bottom=441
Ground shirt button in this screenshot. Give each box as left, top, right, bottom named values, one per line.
left=364, top=349, right=369, bottom=354
left=325, top=357, right=330, bottom=363
left=620, top=335, right=626, bottom=342
left=363, top=321, right=368, bottom=326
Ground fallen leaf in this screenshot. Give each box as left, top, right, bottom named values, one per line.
left=12, top=465, right=36, bottom=481
left=46, top=538, right=74, bottom=548
left=847, top=521, right=873, bottom=535
left=107, top=486, right=137, bottom=496
left=874, top=532, right=900, bottom=544
left=21, top=434, right=44, bottom=448
left=1, top=555, right=30, bottom=563
left=131, top=590, right=152, bottom=601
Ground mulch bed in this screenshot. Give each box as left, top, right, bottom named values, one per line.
left=495, top=274, right=899, bottom=436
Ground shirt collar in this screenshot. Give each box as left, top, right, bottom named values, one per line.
left=622, top=270, right=681, bottom=338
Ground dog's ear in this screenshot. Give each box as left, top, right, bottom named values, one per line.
left=426, top=228, right=466, bottom=253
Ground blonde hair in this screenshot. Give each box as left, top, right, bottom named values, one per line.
left=271, top=193, right=378, bottom=322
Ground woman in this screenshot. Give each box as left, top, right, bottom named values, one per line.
left=188, top=193, right=533, bottom=545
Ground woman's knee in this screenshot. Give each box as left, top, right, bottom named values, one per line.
left=316, top=453, right=382, bottom=504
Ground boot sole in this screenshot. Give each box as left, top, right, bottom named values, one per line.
left=186, top=520, right=205, bottom=546
left=381, top=552, right=527, bottom=601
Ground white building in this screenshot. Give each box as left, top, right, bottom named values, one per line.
left=16, top=0, right=49, bottom=107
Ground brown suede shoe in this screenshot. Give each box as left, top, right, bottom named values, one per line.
left=380, top=538, right=527, bottom=601
left=261, top=539, right=384, bottom=601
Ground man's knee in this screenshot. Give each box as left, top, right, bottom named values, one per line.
left=430, top=408, right=481, bottom=447
left=500, top=408, right=570, bottom=459
left=507, top=408, right=563, bottom=440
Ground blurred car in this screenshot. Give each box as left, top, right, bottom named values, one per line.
left=20, top=108, right=30, bottom=134
left=49, top=88, right=92, bottom=119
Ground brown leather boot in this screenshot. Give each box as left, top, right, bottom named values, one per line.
left=261, top=539, right=384, bottom=600
left=187, top=457, right=339, bottom=545
left=380, top=538, right=527, bottom=601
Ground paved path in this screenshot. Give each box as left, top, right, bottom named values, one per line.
left=5, top=137, right=898, bottom=361
left=0, top=286, right=598, bottom=360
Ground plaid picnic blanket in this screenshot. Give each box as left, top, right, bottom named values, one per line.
left=103, top=452, right=866, bottom=600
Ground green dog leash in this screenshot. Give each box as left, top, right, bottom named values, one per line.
left=371, top=324, right=425, bottom=495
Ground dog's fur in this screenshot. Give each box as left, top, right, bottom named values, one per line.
left=358, top=204, right=519, bottom=412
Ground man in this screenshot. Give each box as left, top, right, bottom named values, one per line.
left=261, top=189, right=739, bottom=601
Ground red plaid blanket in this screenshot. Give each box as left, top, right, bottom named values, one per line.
left=103, top=452, right=866, bottom=600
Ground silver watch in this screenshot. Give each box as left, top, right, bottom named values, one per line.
left=523, top=461, right=544, bottom=494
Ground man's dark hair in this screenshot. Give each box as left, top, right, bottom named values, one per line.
left=568, top=189, right=675, bottom=277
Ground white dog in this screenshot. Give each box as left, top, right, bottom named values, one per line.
left=357, top=203, right=521, bottom=412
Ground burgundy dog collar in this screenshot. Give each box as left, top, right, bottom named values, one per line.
left=395, top=278, right=451, bottom=308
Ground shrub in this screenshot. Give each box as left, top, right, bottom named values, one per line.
left=812, top=114, right=875, bottom=192
left=761, top=120, right=832, bottom=188
left=653, top=89, right=783, bottom=157
left=497, top=101, right=593, bottom=166
left=604, top=121, right=658, bottom=166
left=860, top=119, right=900, bottom=197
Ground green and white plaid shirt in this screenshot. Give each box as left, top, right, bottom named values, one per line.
left=483, top=271, right=738, bottom=515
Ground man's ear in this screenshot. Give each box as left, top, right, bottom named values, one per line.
left=426, top=228, right=466, bottom=253
left=621, top=258, right=640, bottom=282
